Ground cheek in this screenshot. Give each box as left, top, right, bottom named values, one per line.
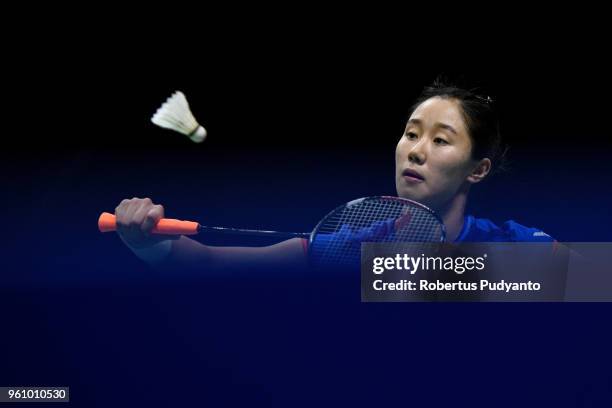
left=429, top=149, right=472, bottom=182
left=395, top=140, right=405, bottom=166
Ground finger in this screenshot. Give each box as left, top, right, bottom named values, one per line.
left=115, top=198, right=131, bottom=226
left=143, top=205, right=180, bottom=241
left=124, top=198, right=144, bottom=230
left=141, top=204, right=164, bottom=235
left=132, top=198, right=153, bottom=227
left=119, top=199, right=144, bottom=241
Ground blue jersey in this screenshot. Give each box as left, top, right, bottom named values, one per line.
left=455, top=215, right=554, bottom=243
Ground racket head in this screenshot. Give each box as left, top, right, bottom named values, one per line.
left=307, top=196, right=445, bottom=269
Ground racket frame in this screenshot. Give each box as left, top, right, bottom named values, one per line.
left=307, top=196, right=446, bottom=266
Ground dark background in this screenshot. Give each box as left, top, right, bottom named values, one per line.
left=2, top=17, right=612, bottom=407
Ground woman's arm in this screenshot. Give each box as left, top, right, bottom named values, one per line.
left=115, top=198, right=307, bottom=273
left=163, top=235, right=307, bottom=273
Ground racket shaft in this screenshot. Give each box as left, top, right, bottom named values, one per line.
left=200, top=225, right=308, bottom=239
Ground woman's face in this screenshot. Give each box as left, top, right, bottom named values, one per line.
left=395, top=97, right=478, bottom=210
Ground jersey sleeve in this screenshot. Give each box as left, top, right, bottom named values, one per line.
left=501, top=220, right=555, bottom=242
left=459, top=215, right=556, bottom=242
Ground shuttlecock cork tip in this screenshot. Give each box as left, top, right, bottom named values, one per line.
left=189, top=126, right=207, bottom=143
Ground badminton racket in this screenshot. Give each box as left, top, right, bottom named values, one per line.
left=99, top=196, right=446, bottom=267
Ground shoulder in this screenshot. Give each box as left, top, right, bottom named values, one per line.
left=457, top=215, right=554, bottom=242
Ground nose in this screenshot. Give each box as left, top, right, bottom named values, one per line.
left=408, top=139, right=426, bottom=165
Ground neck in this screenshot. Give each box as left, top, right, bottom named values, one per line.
left=437, top=185, right=469, bottom=242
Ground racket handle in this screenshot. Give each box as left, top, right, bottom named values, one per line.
left=98, top=212, right=200, bottom=235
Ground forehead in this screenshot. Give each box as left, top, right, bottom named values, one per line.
left=409, top=97, right=467, bottom=133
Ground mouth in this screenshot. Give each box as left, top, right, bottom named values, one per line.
left=401, top=168, right=425, bottom=183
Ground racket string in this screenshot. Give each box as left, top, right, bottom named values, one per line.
left=310, top=197, right=444, bottom=268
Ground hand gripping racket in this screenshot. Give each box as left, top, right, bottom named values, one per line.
left=99, top=196, right=446, bottom=267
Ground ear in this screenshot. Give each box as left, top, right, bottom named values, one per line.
left=466, top=158, right=491, bottom=184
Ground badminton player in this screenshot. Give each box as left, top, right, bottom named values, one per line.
left=114, top=80, right=553, bottom=270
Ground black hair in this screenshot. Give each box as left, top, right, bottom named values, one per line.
left=409, top=77, right=508, bottom=174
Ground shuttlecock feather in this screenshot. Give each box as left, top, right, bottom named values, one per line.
left=151, top=91, right=207, bottom=143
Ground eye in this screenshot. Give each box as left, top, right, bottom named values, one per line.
left=434, top=137, right=449, bottom=145
left=405, top=131, right=418, bottom=141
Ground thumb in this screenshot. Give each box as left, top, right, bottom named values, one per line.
left=142, top=205, right=182, bottom=243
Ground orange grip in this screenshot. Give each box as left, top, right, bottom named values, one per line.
left=97, top=212, right=199, bottom=235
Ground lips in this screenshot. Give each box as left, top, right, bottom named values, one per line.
left=402, top=168, right=425, bottom=181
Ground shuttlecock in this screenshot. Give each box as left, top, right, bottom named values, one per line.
left=151, top=91, right=207, bottom=143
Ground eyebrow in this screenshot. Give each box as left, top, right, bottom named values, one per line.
left=407, top=119, right=457, bottom=135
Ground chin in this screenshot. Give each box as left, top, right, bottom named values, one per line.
left=397, top=188, right=436, bottom=209
left=397, top=187, right=422, bottom=202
